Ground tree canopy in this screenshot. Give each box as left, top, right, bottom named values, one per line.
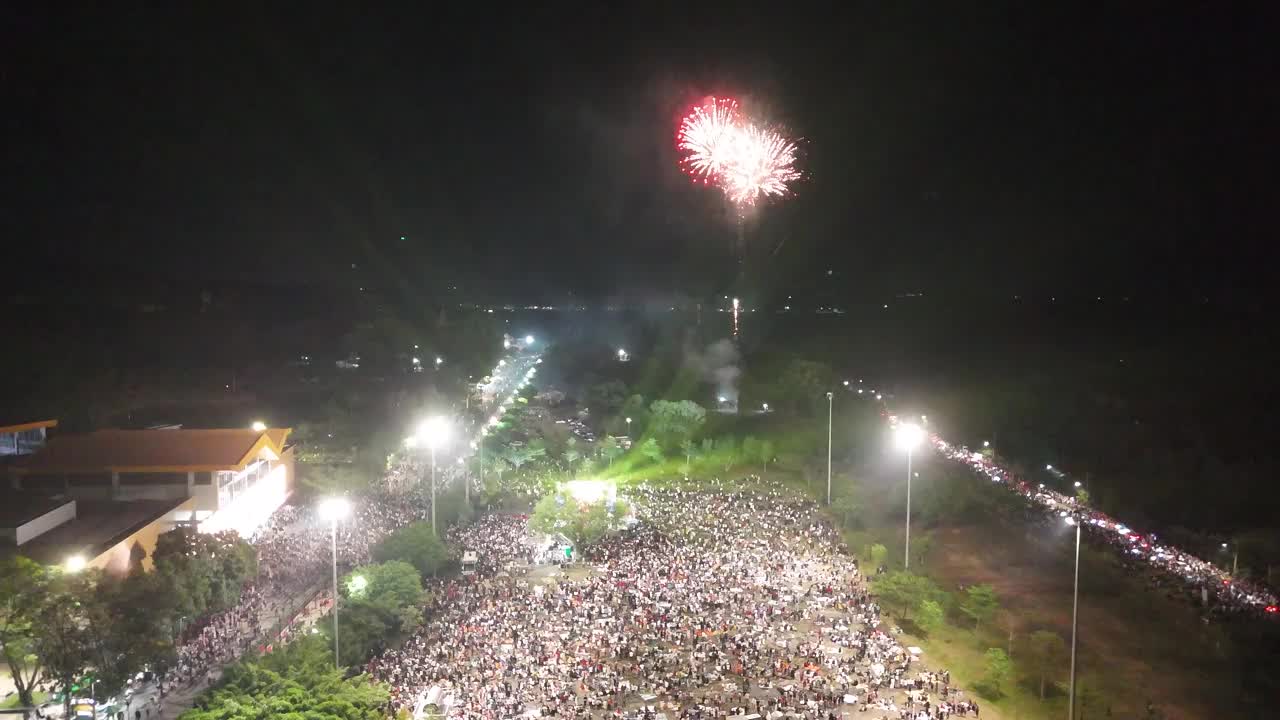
left=372, top=521, right=453, bottom=577
left=181, top=635, right=389, bottom=720
left=647, top=400, right=706, bottom=450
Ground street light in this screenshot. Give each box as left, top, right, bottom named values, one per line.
left=625, top=417, right=632, bottom=436
left=893, top=422, right=925, bottom=569
left=1221, top=542, right=1238, bottom=576
left=250, top=420, right=267, bottom=432
left=825, top=392, right=834, bottom=506
left=1065, top=512, right=1082, bottom=719
left=318, top=497, right=351, bottom=669
left=525, top=334, right=534, bottom=345
left=415, top=416, right=451, bottom=535
left=65, top=554, right=87, bottom=573
left=983, top=440, right=990, bottom=447
left=762, top=402, right=770, bottom=412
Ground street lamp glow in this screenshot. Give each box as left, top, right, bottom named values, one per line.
left=983, top=440, right=990, bottom=447
left=1074, top=480, right=1082, bottom=488
left=318, top=497, right=351, bottom=522
left=718, top=396, right=727, bottom=403
left=524, top=335, right=534, bottom=344
left=762, top=402, right=770, bottom=411
left=412, top=357, right=421, bottom=365
left=415, top=416, right=451, bottom=449
left=843, top=380, right=850, bottom=386
left=1046, top=464, right=1054, bottom=470
left=435, top=356, right=443, bottom=367
left=65, top=555, right=87, bottom=573
left=875, top=394, right=882, bottom=400
left=250, top=420, right=267, bottom=432
left=893, top=422, right=925, bottom=451
left=347, top=574, right=368, bottom=596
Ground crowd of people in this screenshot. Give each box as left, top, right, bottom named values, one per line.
left=924, top=423, right=1279, bottom=620
left=368, top=479, right=980, bottom=720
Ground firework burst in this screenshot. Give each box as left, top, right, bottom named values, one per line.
left=676, top=97, right=741, bottom=183
left=676, top=96, right=800, bottom=207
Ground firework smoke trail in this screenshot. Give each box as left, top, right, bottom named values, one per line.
left=677, top=97, right=742, bottom=184
left=676, top=97, right=800, bottom=207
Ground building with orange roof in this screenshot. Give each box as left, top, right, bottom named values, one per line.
left=8, top=426, right=295, bottom=538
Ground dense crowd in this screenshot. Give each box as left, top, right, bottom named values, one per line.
left=926, top=426, right=1280, bottom=620
left=369, top=480, right=981, bottom=720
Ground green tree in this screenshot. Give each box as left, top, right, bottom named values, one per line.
left=372, top=522, right=452, bottom=577
left=741, top=437, right=762, bottom=470
left=637, top=437, right=664, bottom=465
left=1023, top=629, right=1068, bottom=700
left=38, top=571, right=100, bottom=718
left=680, top=438, right=697, bottom=471
left=916, top=599, right=945, bottom=635
left=0, top=557, right=53, bottom=708
left=182, top=635, right=389, bottom=720
left=530, top=494, right=621, bottom=550
left=959, top=584, right=1001, bottom=632
left=648, top=400, right=707, bottom=450
left=982, top=647, right=1013, bottom=697
left=868, top=543, right=888, bottom=569
left=758, top=439, right=775, bottom=473
left=873, top=571, right=937, bottom=619
left=830, top=492, right=861, bottom=528
left=599, top=435, right=623, bottom=467
left=343, top=561, right=424, bottom=615
left=619, top=394, right=649, bottom=434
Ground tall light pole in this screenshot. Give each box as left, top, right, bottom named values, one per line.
left=893, top=422, right=924, bottom=570
left=318, top=497, right=350, bottom=669
left=625, top=417, right=632, bottom=436
left=825, top=392, right=834, bottom=505
left=1066, top=512, right=1082, bottom=719
left=415, top=416, right=450, bottom=535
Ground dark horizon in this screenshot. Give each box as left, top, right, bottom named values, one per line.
left=5, top=4, right=1276, bottom=301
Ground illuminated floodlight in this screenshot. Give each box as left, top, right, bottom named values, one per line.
left=347, top=574, right=368, bottom=597
left=415, top=416, right=451, bottom=449
left=893, top=422, right=924, bottom=452
left=250, top=420, right=267, bottom=432
left=318, top=497, right=351, bottom=522
left=65, top=555, right=88, bottom=573
left=564, top=479, right=613, bottom=504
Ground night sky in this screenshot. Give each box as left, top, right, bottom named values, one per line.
left=5, top=4, right=1276, bottom=300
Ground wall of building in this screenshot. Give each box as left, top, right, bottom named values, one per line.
left=14, top=500, right=77, bottom=545
left=87, top=497, right=196, bottom=575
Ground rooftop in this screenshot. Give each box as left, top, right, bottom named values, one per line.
left=0, top=494, right=73, bottom=529
left=11, top=427, right=292, bottom=474
left=0, top=419, right=58, bottom=435
left=0, top=497, right=188, bottom=566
